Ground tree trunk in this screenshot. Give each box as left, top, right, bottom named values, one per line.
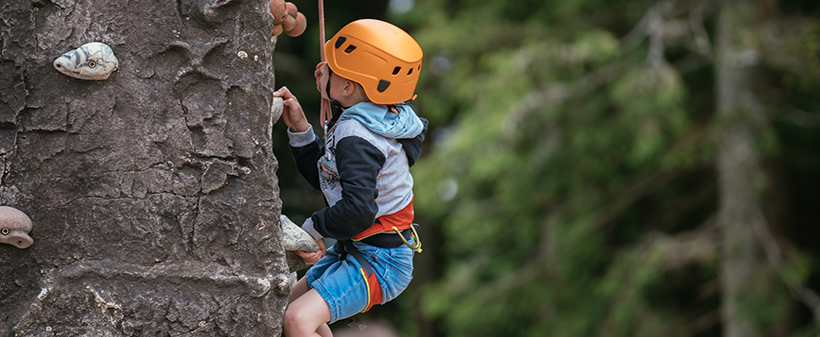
left=715, top=0, right=771, bottom=336
left=0, top=0, right=289, bottom=336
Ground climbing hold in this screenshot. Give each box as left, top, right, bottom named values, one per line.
left=272, top=96, right=283, bottom=125
left=270, top=0, right=287, bottom=25
left=272, top=24, right=284, bottom=37
left=270, top=0, right=305, bottom=38
left=282, top=14, right=296, bottom=32
left=0, top=206, right=33, bottom=249
left=280, top=214, right=320, bottom=272
left=286, top=12, right=307, bottom=37
left=280, top=214, right=319, bottom=252
left=285, top=2, right=297, bottom=17
left=53, top=42, right=119, bottom=80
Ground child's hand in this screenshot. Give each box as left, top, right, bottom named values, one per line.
left=296, top=239, right=326, bottom=266
left=314, top=62, right=329, bottom=100
left=274, top=86, right=310, bottom=132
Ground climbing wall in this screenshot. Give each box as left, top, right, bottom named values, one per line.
left=0, top=0, right=291, bottom=335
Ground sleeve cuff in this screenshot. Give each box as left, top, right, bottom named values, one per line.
left=287, top=125, right=317, bottom=148
left=301, top=217, right=323, bottom=241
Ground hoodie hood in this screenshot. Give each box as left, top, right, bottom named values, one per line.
left=338, top=102, right=423, bottom=139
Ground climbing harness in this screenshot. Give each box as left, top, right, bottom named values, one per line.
left=339, top=201, right=423, bottom=314
left=351, top=199, right=422, bottom=253
left=339, top=240, right=383, bottom=313
left=399, top=224, right=423, bottom=253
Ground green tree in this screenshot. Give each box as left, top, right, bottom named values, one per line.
left=388, top=0, right=820, bottom=336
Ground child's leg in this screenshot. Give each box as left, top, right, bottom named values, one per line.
left=289, top=276, right=310, bottom=304
left=285, top=279, right=333, bottom=337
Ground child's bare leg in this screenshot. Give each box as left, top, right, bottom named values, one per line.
left=316, top=323, right=332, bottom=336
left=284, top=288, right=332, bottom=337
left=289, top=276, right=310, bottom=304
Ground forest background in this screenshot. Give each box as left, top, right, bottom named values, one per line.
left=272, top=0, right=820, bottom=336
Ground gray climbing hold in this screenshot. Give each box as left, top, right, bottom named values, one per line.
left=0, top=206, right=33, bottom=249
left=280, top=214, right=320, bottom=272
left=53, top=42, right=119, bottom=80
left=272, top=96, right=283, bottom=126
left=280, top=214, right=319, bottom=251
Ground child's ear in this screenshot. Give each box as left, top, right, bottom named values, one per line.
left=342, top=79, right=356, bottom=96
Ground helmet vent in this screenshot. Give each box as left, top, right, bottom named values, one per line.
left=392, top=67, right=402, bottom=75
left=335, top=37, right=347, bottom=48
left=407, top=68, right=413, bottom=75
left=377, top=79, right=391, bottom=92
left=344, top=45, right=357, bottom=53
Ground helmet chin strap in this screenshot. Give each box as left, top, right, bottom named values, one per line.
left=325, top=69, right=349, bottom=111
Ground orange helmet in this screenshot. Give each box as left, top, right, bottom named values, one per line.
left=325, top=19, right=423, bottom=105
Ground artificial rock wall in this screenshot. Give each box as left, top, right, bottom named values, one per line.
left=0, top=0, right=291, bottom=335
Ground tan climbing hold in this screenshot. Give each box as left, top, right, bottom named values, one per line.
left=0, top=206, right=33, bottom=249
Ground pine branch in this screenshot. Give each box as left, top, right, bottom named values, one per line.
left=748, top=209, right=820, bottom=324
left=637, top=218, right=718, bottom=270
left=502, top=0, right=714, bottom=139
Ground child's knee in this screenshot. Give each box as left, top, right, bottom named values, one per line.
left=283, top=307, right=299, bottom=329
left=284, top=306, right=311, bottom=334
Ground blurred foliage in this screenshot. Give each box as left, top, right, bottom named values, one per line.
left=391, top=0, right=820, bottom=336
left=273, top=0, right=820, bottom=336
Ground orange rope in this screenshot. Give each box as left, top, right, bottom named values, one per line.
left=318, top=0, right=332, bottom=132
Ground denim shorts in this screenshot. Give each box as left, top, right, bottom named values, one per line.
left=306, top=240, right=414, bottom=323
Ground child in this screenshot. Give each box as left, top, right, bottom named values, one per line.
left=273, top=19, right=427, bottom=337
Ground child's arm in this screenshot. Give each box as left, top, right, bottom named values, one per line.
left=275, top=87, right=323, bottom=190
left=398, top=117, right=428, bottom=167
left=289, top=129, right=322, bottom=190
left=305, top=136, right=386, bottom=241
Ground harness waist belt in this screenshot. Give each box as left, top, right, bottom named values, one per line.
left=352, top=199, right=414, bottom=241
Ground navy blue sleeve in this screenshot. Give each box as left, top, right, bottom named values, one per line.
left=309, top=136, right=385, bottom=240
left=289, top=136, right=323, bottom=191
left=398, top=117, right=428, bottom=167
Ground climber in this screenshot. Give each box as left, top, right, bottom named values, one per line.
left=273, top=18, right=426, bottom=337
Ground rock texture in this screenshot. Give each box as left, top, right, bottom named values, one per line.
left=0, top=0, right=290, bottom=336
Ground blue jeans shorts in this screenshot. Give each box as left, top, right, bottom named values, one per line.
left=306, top=240, right=414, bottom=323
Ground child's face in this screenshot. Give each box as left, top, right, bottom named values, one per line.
left=315, top=61, right=351, bottom=103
